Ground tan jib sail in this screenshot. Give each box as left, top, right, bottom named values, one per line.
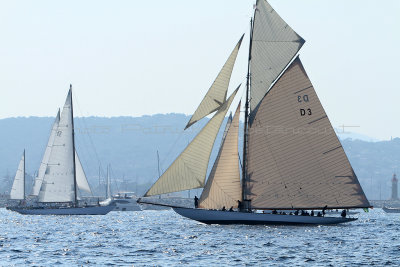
left=199, top=102, right=241, bottom=210
left=145, top=87, right=239, bottom=196
left=185, top=35, right=244, bottom=129
left=250, top=0, right=305, bottom=112
left=246, top=57, right=370, bottom=209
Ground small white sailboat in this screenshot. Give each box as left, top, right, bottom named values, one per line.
left=9, top=150, right=26, bottom=203
left=8, top=86, right=114, bottom=215
left=139, top=0, right=370, bottom=225
left=99, top=164, right=113, bottom=206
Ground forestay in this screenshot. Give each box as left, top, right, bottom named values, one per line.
left=199, top=103, right=241, bottom=209
left=185, top=35, right=243, bottom=129
left=246, top=57, right=370, bottom=209
left=31, top=110, right=60, bottom=196
left=250, top=0, right=305, bottom=112
left=145, top=87, right=239, bottom=196
left=38, top=90, right=75, bottom=203
left=10, top=151, right=25, bottom=200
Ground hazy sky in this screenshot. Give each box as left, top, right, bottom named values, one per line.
left=1, top=0, right=399, bottom=140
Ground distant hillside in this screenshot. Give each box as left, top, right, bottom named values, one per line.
left=0, top=115, right=398, bottom=200
left=0, top=115, right=226, bottom=196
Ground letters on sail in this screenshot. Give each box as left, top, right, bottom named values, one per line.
left=185, top=35, right=244, bottom=129
left=199, top=102, right=241, bottom=210
left=246, top=57, right=370, bottom=209
left=145, top=87, right=239, bottom=196
left=10, top=151, right=25, bottom=200
left=31, top=110, right=60, bottom=196
left=38, top=90, right=75, bottom=203
left=250, top=0, right=305, bottom=112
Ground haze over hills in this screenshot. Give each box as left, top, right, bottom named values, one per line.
left=0, top=115, right=398, bottom=200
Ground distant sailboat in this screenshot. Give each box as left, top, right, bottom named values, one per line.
left=8, top=85, right=114, bottom=215
left=100, top=164, right=142, bottom=211
left=99, top=164, right=113, bottom=206
left=9, top=150, right=26, bottom=203
left=140, top=0, right=370, bottom=225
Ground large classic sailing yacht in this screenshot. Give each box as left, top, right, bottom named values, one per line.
left=7, top=86, right=114, bottom=215
left=140, top=0, right=370, bottom=225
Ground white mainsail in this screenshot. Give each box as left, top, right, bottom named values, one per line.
left=38, top=89, right=76, bottom=203
left=31, top=110, right=60, bottom=196
left=199, top=103, right=241, bottom=210
left=246, top=57, right=370, bottom=209
left=250, top=0, right=305, bottom=112
left=75, top=151, right=92, bottom=195
left=185, top=35, right=244, bottom=129
left=145, top=87, right=239, bottom=196
left=10, top=151, right=25, bottom=200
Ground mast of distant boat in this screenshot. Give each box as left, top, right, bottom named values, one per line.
left=242, top=15, right=255, bottom=211
left=23, top=149, right=26, bottom=201
left=106, top=164, right=111, bottom=199
left=70, top=84, right=79, bottom=207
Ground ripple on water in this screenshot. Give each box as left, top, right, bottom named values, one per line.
left=1, top=208, right=400, bottom=265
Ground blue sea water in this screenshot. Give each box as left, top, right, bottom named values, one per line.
left=0, top=208, right=399, bottom=266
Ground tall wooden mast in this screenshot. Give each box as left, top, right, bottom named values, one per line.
left=242, top=15, right=255, bottom=210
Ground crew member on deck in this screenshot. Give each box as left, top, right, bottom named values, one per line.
left=237, top=200, right=242, bottom=210
left=322, top=205, right=328, bottom=217
left=341, top=209, right=347, bottom=218
left=194, top=196, right=199, bottom=208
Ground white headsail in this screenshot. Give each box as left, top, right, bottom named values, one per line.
left=38, top=89, right=76, bottom=203
left=250, top=0, right=305, bottom=112
left=75, top=151, right=92, bottom=195
left=199, top=102, right=241, bottom=210
left=145, top=87, right=239, bottom=196
left=10, top=151, right=25, bottom=200
left=31, top=110, right=60, bottom=196
left=185, top=35, right=244, bottom=129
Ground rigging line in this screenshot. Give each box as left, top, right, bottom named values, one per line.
left=110, top=165, right=119, bottom=195
left=153, top=124, right=189, bottom=180
left=73, top=93, right=107, bottom=180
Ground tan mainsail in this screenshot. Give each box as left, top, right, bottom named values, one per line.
left=185, top=35, right=244, bottom=129
left=199, top=103, right=241, bottom=209
left=144, top=87, right=239, bottom=196
left=246, top=57, right=370, bottom=209
left=250, top=0, right=305, bottom=112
